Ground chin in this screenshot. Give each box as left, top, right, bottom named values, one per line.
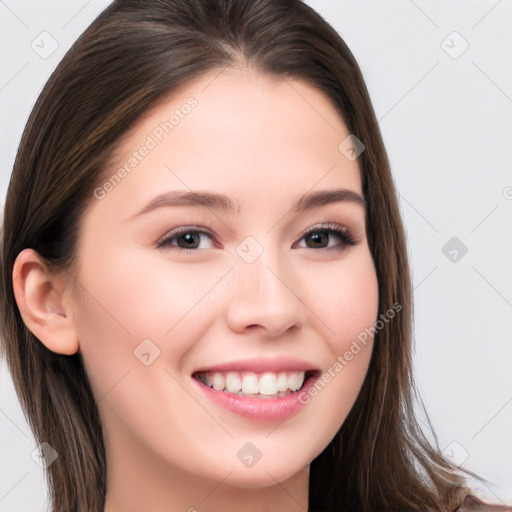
left=222, top=464, right=308, bottom=490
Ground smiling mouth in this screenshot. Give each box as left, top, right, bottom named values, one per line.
left=193, top=369, right=318, bottom=399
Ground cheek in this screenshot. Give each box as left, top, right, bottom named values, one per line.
left=76, top=245, right=218, bottom=333
left=295, top=250, right=379, bottom=438
left=309, top=249, right=379, bottom=346
left=71, top=248, right=229, bottom=392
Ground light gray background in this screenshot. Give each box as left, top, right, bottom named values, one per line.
left=0, top=1, right=511, bottom=510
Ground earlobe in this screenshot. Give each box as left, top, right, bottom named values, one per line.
left=12, top=248, right=79, bottom=355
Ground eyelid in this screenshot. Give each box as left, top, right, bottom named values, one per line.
left=155, top=225, right=219, bottom=249
left=295, top=221, right=357, bottom=245
left=298, top=221, right=345, bottom=237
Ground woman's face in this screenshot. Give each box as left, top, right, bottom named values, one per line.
left=69, top=69, right=379, bottom=489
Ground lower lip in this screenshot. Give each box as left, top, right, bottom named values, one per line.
left=193, top=374, right=318, bottom=421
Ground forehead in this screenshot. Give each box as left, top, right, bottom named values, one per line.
left=92, top=69, right=362, bottom=217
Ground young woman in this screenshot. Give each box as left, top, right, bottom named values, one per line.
left=1, top=1, right=509, bottom=511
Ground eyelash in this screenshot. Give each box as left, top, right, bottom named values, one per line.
left=155, top=222, right=357, bottom=253
left=295, top=222, right=356, bottom=250
left=155, top=226, right=218, bottom=252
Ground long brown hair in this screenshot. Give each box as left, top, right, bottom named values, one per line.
left=1, top=0, right=482, bottom=510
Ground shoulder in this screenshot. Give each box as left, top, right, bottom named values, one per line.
left=456, top=494, right=512, bottom=512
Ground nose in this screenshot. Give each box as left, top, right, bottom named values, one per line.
left=224, top=250, right=306, bottom=338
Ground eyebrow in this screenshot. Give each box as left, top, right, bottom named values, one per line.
left=132, top=188, right=366, bottom=218
left=294, top=189, right=366, bottom=212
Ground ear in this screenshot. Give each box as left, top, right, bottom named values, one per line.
left=12, top=248, right=79, bottom=355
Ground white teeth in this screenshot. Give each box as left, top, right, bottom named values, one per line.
left=258, top=372, right=277, bottom=395
left=212, top=373, right=225, bottom=391
left=199, top=370, right=307, bottom=396
left=277, top=372, right=288, bottom=392
left=225, top=372, right=242, bottom=393
left=288, top=372, right=304, bottom=391
left=241, top=372, right=259, bottom=395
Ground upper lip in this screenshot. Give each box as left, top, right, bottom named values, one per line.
left=192, top=356, right=320, bottom=375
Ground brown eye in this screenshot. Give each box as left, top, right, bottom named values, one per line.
left=296, top=223, right=356, bottom=250
left=176, top=232, right=202, bottom=249
left=304, top=230, right=330, bottom=248
left=156, top=227, right=216, bottom=251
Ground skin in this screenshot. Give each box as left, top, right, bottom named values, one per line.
left=14, top=68, right=379, bottom=512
